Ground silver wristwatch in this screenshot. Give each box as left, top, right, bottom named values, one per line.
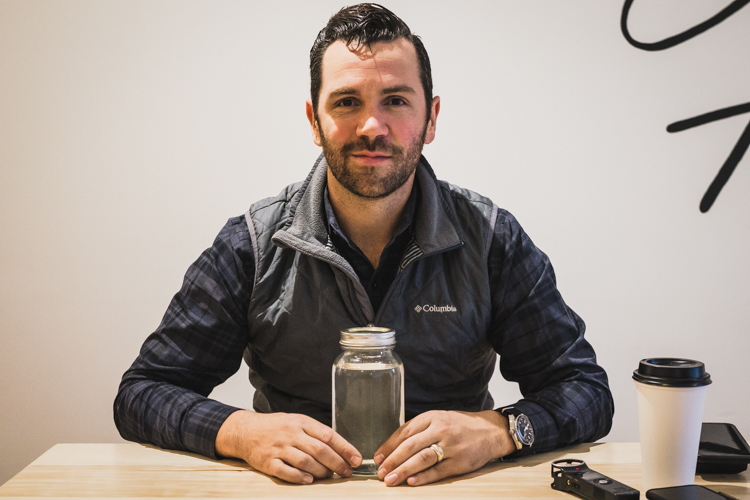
left=502, top=407, right=535, bottom=451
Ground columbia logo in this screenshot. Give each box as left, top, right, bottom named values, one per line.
left=414, top=304, right=457, bottom=313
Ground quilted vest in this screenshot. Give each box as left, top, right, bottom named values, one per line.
left=243, top=155, right=499, bottom=425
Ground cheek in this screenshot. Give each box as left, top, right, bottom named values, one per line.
left=390, top=110, right=427, bottom=137
left=320, top=118, right=351, bottom=142
left=392, top=121, right=425, bottom=142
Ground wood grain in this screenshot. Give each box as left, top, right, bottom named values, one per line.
left=0, top=443, right=747, bottom=499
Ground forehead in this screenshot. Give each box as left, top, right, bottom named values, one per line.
left=319, top=38, right=422, bottom=96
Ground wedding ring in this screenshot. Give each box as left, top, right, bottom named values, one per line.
left=429, top=443, right=445, bottom=463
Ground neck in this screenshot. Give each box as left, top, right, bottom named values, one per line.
left=327, top=170, right=415, bottom=269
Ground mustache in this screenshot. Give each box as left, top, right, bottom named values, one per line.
left=340, top=136, right=403, bottom=155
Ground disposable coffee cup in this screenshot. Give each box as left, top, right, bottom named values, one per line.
left=633, top=358, right=711, bottom=491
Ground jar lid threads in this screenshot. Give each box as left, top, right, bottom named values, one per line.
left=340, top=327, right=395, bottom=347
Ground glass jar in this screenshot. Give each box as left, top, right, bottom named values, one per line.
left=332, top=326, right=405, bottom=475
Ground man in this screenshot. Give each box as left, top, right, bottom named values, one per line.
left=115, top=3, right=614, bottom=487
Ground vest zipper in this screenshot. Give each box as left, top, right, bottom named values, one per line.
left=320, top=253, right=374, bottom=325
left=373, top=241, right=464, bottom=326
left=273, top=233, right=374, bottom=324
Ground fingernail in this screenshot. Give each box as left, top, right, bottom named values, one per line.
left=343, top=468, right=352, bottom=478
left=374, top=453, right=384, bottom=465
left=351, top=455, right=362, bottom=466
left=303, top=475, right=313, bottom=484
left=408, top=476, right=418, bottom=486
left=385, top=473, right=398, bottom=485
left=377, top=467, right=386, bottom=479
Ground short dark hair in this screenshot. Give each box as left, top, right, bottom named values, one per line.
left=310, top=3, right=433, bottom=121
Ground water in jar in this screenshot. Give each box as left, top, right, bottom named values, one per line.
left=333, top=362, right=404, bottom=475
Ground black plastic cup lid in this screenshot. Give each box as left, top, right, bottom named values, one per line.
left=632, top=358, right=712, bottom=387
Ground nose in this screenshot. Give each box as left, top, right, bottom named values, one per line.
left=357, top=106, right=388, bottom=141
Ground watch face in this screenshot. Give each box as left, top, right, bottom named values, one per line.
left=516, top=414, right=535, bottom=446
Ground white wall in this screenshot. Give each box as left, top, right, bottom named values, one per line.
left=2, top=0, right=749, bottom=485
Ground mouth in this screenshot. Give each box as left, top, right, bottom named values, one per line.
left=351, top=151, right=391, bottom=159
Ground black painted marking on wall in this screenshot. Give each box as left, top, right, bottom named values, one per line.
left=621, top=0, right=750, bottom=212
left=668, top=104, right=750, bottom=213
left=621, top=0, right=750, bottom=51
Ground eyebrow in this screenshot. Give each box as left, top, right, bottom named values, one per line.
left=327, top=85, right=418, bottom=99
left=381, top=85, right=418, bottom=95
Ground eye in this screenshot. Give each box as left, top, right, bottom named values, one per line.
left=337, top=98, right=356, bottom=107
left=388, top=97, right=407, bottom=106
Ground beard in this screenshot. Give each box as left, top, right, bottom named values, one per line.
left=320, top=125, right=426, bottom=199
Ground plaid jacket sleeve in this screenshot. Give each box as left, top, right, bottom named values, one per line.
left=487, top=209, right=614, bottom=452
left=114, top=216, right=253, bottom=459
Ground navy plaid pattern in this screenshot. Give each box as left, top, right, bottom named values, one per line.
left=488, top=210, right=613, bottom=450
left=114, top=217, right=253, bottom=459
left=114, top=203, right=612, bottom=459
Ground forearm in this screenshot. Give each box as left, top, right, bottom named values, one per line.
left=506, top=310, right=614, bottom=451
left=114, top=377, right=241, bottom=458
left=512, top=370, right=614, bottom=450
left=114, top=216, right=255, bottom=458
left=497, top=328, right=614, bottom=452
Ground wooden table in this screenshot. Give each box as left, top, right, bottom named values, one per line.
left=1, top=443, right=748, bottom=499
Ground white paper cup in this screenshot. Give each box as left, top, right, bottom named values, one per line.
left=633, top=358, right=711, bottom=492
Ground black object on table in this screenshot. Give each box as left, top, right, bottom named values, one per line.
left=697, top=423, right=750, bottom=474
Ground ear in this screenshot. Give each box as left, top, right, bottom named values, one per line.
left=423, top=96, right=440, bottom=145
left=306, top=98, right=322, bottom=146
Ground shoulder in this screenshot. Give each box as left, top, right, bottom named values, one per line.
left=203, top=178, right=307, bottom=259
left=248, top=180, right=305, bottom=217
left=438, top=179, right=495, bottom=211
left=435, top=178, right=528, bottom=250
left=244, top=179, right=306, bottom=235
left=438, top=179, right=523, bottom=228
left=435, top=179, right=526, bottom=236
left=437, top=179, right=497, bottom=230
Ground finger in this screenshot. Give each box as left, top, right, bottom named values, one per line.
left=382, top=445, right=441, bottom=486
left=267, top=458, right=314, bottom=485
left=296, top=434, right=353, bottom=478
left=406, top=459, right=454, bottom=487
left=282, top=447, right=331, bottom=479
left=302, top=419, right=362, bottom=467
left=374, top=415, right=432, bottom=466
left=377, top=429, right=436, bottom=479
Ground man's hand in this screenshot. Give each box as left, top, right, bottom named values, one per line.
left=215, top=410, right=362, bottom=484
left=373, top=410, right=517, bottom=486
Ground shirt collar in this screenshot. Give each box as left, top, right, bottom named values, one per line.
left=323, top=177, right=420, bottom=252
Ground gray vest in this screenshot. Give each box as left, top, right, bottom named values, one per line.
left=243, top=155, right=499, bottom=425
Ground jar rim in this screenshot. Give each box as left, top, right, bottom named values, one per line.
left=340, top=327, right=395, bottom=347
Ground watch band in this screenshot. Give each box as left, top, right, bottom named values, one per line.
left=508, top=414, right=523, bottom=450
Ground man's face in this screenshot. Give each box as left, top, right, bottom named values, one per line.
left=306, top=38, right=439, bottom=199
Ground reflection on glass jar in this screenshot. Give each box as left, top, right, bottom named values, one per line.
left=332, top=326, right=405, bottom=476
